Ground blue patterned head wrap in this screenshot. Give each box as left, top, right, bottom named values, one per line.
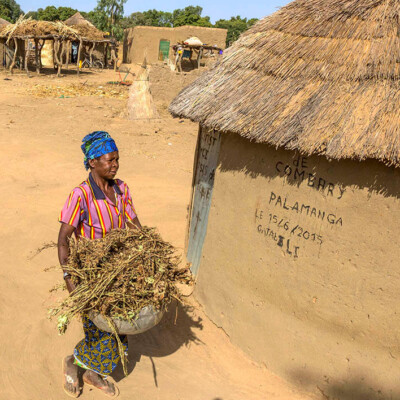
left=81, top=131, right=118, bottom=170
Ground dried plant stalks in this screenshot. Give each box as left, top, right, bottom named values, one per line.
left=48, top=227, right=193, bottom=335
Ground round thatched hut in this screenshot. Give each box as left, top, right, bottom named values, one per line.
left=169, top=0, right=400, bottom=398
left=65, top=12, right=117, bottom=70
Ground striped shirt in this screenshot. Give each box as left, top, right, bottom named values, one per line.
left=59, top=173, right=137, bottom=239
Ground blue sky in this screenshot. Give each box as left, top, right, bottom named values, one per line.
left=18, top=1, right=291, bottom=22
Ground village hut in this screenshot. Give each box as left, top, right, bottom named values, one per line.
left=0, top=18, right=11, bottom=68
left=169, top=0, right=400, bottom=398
left=0, top=17, right=81, bottom=75
left=65, top=12, right=116, bottom=70
left=123, top=25, right=227, bottom=65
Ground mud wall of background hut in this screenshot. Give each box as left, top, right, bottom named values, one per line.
left=123, top=26, right=227, bottom=64
left=190, top=130, right=400, bottom=399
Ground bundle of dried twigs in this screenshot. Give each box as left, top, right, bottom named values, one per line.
left=48, top=227, right=193, bottom=335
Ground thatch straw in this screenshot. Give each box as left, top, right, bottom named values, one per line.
left=70, top=24, right=107, bottom=41
left=64, top=12, right=107, bottom=41
left=169, top=0, right=400, bottom=167
left=0, top=15, right=79, bottom=41
left=64, top=12, right=95, bottom=28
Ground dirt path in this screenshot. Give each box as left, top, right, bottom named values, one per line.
left=0, top=68, right=314, bottom=400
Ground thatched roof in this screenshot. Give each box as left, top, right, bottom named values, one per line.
left=65, top=12, right=106, bottom=41
left=0, top=18, right=10, bottom=27
left=0, top=15, right=109, bottom=42
left=65, top=12, right=95, bottom=28
left=0, top=18, right=79, bottom=40
left=169, top=0, right=400, bottom=167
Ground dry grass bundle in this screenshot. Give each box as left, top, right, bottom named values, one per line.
left=28, top=83, right=129, bottom=99
left=48, top=227, right=193, bottom=335
left=169, top=0, right=400, bottom=167
left=1, top=15, right=79, bottom=41
left=70, top=24, right=106, bottom=41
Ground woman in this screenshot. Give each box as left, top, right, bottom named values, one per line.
left=58, top=131, right=141, bottom=398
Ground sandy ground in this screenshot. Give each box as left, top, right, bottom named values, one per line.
left=0, top=65, right=315, bottom=400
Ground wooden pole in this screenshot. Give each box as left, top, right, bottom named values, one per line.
left=34, top=39, right=40, bottom=75
left=197, top=48, right=203, bottom=69
left=104, top=43, right=108, bottom=69
left=18, top=40, right=23, bottom=70
left=38, top=40, right=44, bottom=69
left=111, top=44, right=117, bottom=71
left=10, top=38, right=18, bottom=74
left=57, top=41, right=64, bottom=77
left=66, top=40, right=71, bottom=70
left=77, top=39, right=82, bottom=75
left=25, top=39, right=30, bottom=76
left=89, top=42, right=95, bottom=69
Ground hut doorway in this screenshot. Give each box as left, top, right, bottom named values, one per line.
left=186, top=127, right=221, bottom=275
left=158, top=39, right=170, bottom=61
left=71, top=42, right=79, bottom=64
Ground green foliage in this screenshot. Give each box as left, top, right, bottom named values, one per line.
left=0, top=0, right=23, bottom=22
left=93, top=0, right=127, bottom=38
left=172, top=6, right=212, bottom=27
left=120, top=10, right=173, bottom=29
left=25, top=10, right=38, bottom=19
left=37, top=6, right=78, bottom=21
left=215, top=16, right=258, bottom=46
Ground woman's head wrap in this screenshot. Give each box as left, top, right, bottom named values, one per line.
left=81, top=131, right=118, bottom=170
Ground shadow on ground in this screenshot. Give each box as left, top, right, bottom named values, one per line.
left=288, top=369, right=400, bottom=400
left=112, top=301, right=203, bottom=383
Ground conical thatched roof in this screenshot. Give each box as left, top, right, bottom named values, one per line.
left=65, top=12, right=106, bottom=41
left=169, top=0, right=400, bottom=167
left=65, top=12, right=95, bottom=28
left=0, top=18, right=10, bottom=27
left=0, top=18, right=10, bottom=34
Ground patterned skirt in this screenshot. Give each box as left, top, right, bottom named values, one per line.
left=74, top=314, right=128, bottom=377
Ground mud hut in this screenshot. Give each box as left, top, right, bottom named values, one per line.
left=169, top=0, right=400, bottom=398
left=65, top=12, right=117, bottom=70
left=123, top=25, right=227, bottom=64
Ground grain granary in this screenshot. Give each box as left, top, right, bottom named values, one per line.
left=170, top=0, right=400, bottom=398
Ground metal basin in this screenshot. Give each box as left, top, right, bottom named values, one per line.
left=89, top=306, right=164, bottom=335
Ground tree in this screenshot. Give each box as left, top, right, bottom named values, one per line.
left=120, top=10, right=173, bottom=29
left=172, top=6, right=212, bottom=27
left=37, top=6, right=78, bottom=21
left=93, top=0, right=127, bottom=37
left=0, top=0, right=23, bottom=22
left=215, top=16, right=258, bottom=46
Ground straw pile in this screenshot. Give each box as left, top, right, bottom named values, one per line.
left=169, top=0, right=400, bottom=167
left=48, top=227, right=193, bottom=335
left=0, top=16, right=79, bottom=40
left=28, top=83, right=129, bottom=99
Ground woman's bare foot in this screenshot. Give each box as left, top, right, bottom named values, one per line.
left=82, top=370, right=118, bottom=397
left=63, top=355, right=80, bottom=398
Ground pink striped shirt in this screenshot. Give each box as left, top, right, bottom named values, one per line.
left=59, top=173, right=137, bottom=239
